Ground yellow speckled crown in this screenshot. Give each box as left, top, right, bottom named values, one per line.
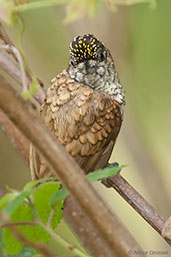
left=70, top=34, right=101, bottom=64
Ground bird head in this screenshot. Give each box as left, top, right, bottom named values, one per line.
left=69, top=34, right=107, bottom=66
left=67, top=34, right=125, bottom=105
left=68, top=34, right=115, bottom=87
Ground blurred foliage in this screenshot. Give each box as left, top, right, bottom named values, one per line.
left=0, top=0, right=156, bottom=25
left=0, top=0, right=171, bottom=255
left=0, top=181, right=63, bottom=256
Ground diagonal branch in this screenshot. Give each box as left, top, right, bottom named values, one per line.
left=105, top=174, right=171, bottom=246
left=0, top=75, right=144, bottom=257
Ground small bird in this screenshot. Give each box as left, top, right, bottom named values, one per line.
left=30, top=34, right=125, bottom=180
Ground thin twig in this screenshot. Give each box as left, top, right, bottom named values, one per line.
left=0, top=75, right=144, bottom=257
left=0, top=221, right=35, bottom=229
left=0, top=44, right=28, bottom=91
left=47, top=207, right=55, bottom=227
left=0, top=23, right=18, bottom=61
left=105, top=174, right=171, bottom=246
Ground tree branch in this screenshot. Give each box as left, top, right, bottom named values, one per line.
left=105, top=174, right=171, bottom=246
left=0, top=76, right=144, bottom=256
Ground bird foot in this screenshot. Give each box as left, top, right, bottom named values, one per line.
left=107, top=162, right=119, bottom=168
left=101, top=162, right=120, bottom=188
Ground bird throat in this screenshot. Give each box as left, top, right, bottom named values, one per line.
left=67, top=60, right=125, bottom=107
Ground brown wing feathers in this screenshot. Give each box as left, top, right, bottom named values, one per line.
left=31, top=70, right=122, bottom=178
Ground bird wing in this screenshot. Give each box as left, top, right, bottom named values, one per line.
left=30, top=70, right=122, bottom=178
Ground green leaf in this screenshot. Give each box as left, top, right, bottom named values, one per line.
left=3, top=189, right=35, bottom=215
left=3, top=203, right=50, bottom=255
left=29, top=78, right=39, bottom=95
left=23, top=177, right=59, bottom=191
left=16, top=246, right=37, bottom=257
left=33, top=182, right=63, bottom=229
left=0, top=230, right=7, bottom=256
left=21, top=77, right=40, bottom=100
left=87, top=165, right=123, bottom=182
left=50, top=165, right=124, bottom=207
left=3, top=204, right=33, bottom=255
left=21, top=90, right=32, bottom=100
left=49, top=188, right=69, bottom=207
left=1, top=182, right=63, bottom=255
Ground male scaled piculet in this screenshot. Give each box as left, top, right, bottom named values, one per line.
left=30, top=34, right=125, bottom=180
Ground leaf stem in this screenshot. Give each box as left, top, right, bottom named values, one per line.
left=37, top=220, right=91, bottom=257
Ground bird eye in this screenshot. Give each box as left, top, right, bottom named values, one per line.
left=70, top=59, right=75, bottom=67
left=98, top=51, right=106, bottom=62
left=70, top=59, right=75, bottom=66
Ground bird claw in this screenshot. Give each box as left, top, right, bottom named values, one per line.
left=107, top=162, right=119, bottom=168
left=101, top=162, right=120, bottom=188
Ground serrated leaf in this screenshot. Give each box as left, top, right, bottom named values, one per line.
left=23, top=177, right=59, bottom=191
left=3, top=189, right=35, bottom=215
left=3, top=204, right=33, bottom=255
left=33, top=182, right=63, bottom=229
left=1, top=182, right=63, bottom=255
left=3, top=203, right=50, bottom=255
left=16, top=246, right=37, bottom=257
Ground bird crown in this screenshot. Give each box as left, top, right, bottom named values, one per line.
left=70, top=34, right=102, bottom=64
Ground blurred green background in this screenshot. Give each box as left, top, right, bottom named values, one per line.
left=0, top=0, right=171, bottom=255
